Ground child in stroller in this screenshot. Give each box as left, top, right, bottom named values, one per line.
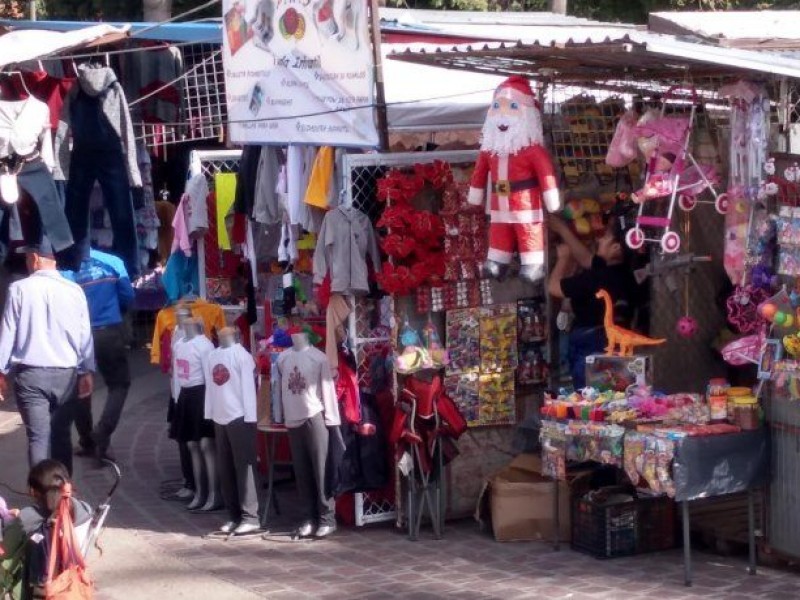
left=0, top=460, right=92, bottom=600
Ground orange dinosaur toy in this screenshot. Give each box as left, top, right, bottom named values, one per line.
left=595, top=289, right=666, bottom=357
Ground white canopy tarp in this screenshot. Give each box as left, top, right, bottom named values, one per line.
left=383, top=44, right=503, bottom=131
left=0, top=24, right=130, bottom=69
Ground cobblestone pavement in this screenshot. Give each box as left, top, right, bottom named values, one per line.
left=2, top=351, right=799, bottom=599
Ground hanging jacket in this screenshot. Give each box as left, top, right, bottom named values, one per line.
left=253, top=146, right=284, bottom=225
left=54, top=64, right=142, bottom=189
left=312, top=206, right=381, bottom=295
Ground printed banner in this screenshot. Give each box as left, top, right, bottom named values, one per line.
left=221, top=0, right=379, bottom=147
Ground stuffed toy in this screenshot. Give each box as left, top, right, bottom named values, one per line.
left=468, top=76, right=561, bottom=283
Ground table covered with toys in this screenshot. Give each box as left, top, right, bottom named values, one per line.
left=540, top=365, right=767, bottom=586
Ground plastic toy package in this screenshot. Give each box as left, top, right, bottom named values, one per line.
left=444, top=372, right=480, bottom=426
left=479, top=304, right=518, bottom=373
left=445, top=308, right=480, bottom=374
left=478, top=370, right=517, bottom=426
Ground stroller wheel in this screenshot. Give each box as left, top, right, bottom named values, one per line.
left=625, top=227, right=645, bottom=250
left=715, top=193, right=730, bottom=215
left=661, top=231, right=681, bottom=254
left=678, top=194, right=697, bottom=211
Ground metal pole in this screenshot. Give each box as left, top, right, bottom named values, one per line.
left=748, top=489, right=757, bottom=575
left=682, top=501, right=692, bottom=586
left=549, top=0, right=567, bottom=15
left=368, top=0, right=390, bottom=151
left=29, top=1, right=37, bottom=20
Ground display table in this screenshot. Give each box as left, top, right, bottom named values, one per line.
left=547, top=426, right=768, bottom=586
left=256, top=421, right=290, bottom=529
left=673, top=429, right=768, bottom=586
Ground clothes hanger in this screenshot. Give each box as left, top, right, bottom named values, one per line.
left=181, top=284, right=198, bottom=302
left=1, top=71, right=32, bottom=100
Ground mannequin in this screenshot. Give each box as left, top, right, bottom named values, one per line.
left=173, top=318, right=220, bottom=512
left=204, top=327, right=261, bottom=535
left=171, top=305, right=194, bottom=500
left=275, top=330, right=341, bottom=538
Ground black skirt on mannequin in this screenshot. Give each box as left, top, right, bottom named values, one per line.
left=172, top=384, right=214, bottom=442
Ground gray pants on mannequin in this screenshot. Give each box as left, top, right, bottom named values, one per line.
left=287, top=413, right=335, bottom=529
left=215, top=418, right=261, bottom=526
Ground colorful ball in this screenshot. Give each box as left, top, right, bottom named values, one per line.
left=760, top=303, right=778, bottom=321
left=774, top=311, right=788, bottom=326
left=676, top=316, right=699, bottom=338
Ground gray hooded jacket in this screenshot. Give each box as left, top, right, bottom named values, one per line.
left=53, top=64, right=142, bottom=188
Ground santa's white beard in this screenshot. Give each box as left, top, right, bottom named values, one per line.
left=480, top=110, right=544, bottom=156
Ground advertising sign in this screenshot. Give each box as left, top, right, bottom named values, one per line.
left=222, top=0, right=379, bottom=147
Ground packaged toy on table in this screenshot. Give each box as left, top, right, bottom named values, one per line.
left=585, top=354, right=652, bottom=392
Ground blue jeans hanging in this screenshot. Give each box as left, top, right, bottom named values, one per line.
left=65, top=147, right=139, bottom=278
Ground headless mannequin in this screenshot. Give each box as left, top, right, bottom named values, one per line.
left=219, top=327, right=237, bottom=348
left=212, top=327, right=261, bottom=535
left=292, top=331, right=310, bottom=351
left=182, top=319, right=221, bottom=512
left=174, top=306, right=194, bottom=500
left=278, top=331, right=340, bottom=538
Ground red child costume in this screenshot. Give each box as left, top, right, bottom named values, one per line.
left=468, top=76, right=561, bottom=283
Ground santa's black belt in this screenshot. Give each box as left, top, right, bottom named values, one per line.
left=494, top=179, right=539, bottom=194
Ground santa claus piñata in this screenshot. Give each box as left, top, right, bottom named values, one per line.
left=468, top=76, right=561, bottom=283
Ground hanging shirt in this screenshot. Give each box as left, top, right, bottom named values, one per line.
left=312, top=206, right=381, bottom=295
left=173, top=334, right=213, bottom=389
left=203, top=343, right=258, bottom=425
left=0, top=97, right=54, bottom=168
left=275, top=345, right=340, bottom=429
left=150, top=298, right=226, bottom=364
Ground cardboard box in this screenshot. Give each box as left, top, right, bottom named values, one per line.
left=476, top=454, right=571, bottom=543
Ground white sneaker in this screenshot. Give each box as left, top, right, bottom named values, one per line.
left=220, top=521, right=237, bottom=534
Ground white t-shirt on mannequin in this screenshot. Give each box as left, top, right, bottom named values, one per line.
left=203, top=343, right=258, bottom=425
left=173, top=334, right=213, bottom=389
left=275, top=345, right=340, bottom=428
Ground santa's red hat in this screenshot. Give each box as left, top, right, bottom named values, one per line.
left=494, top=76, right=539, bottom=109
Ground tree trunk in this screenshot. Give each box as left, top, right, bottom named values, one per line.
left=143, top=0, right=172, bottom=21
left=549, top=0, right=567, bottom=14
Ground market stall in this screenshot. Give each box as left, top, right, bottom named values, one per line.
left=388, top=23, right=800, bottom=565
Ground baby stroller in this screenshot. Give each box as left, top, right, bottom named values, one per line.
left=0, top=461, right=121, bottom=599
left=626, top=88, right=728, bottom=254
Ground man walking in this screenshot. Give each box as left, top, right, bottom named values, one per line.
left=63, top=248, right=134, bottom=463
left=0, top=240, right=95, bottom=474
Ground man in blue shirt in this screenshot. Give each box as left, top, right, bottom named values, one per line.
left=62, top=248, right=134, bottom=462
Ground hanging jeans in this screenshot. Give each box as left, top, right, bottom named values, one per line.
left=0, top=158, right=74, bottom=254
left=65, top=147, right=140, bottom=278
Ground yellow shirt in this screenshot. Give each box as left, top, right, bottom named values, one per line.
left=150, top=299, right=226, bottom=364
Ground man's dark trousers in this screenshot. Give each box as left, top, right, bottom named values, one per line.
left=75, top=323, right=131, bottom=454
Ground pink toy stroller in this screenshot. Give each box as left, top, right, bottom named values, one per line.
left=626, top=88, right=728, bottom=254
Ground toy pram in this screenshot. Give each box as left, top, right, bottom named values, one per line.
left=0, top=461, right=120, bottom=599
left=626, top=87, right=728, bottom=254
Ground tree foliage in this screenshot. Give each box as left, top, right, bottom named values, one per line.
left=386, top=0, right=800, bottom=23
left=16, top=0, right=800, bottom=24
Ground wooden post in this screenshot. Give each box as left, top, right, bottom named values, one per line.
left=368, top=0, right=390, bottom=151
left=549, top=0, right=567, bottom=15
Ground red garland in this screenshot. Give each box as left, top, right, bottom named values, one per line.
left=375, top=162, right=455, bottom=295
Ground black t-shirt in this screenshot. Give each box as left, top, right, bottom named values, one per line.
left=561, top=256, right=636, bottom=329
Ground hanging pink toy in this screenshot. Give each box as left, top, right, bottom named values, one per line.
left=676, top=316, right=699, bottom=338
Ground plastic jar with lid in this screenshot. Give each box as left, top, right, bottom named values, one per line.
left=732, top=396, right=760, bottom=430
left=727, top=387, right=752, bottom=422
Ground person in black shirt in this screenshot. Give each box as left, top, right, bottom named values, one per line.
left=548, top=214, right=638, bottom=388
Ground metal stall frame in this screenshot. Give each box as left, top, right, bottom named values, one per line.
left=341, top=149, right=556, bottom=527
